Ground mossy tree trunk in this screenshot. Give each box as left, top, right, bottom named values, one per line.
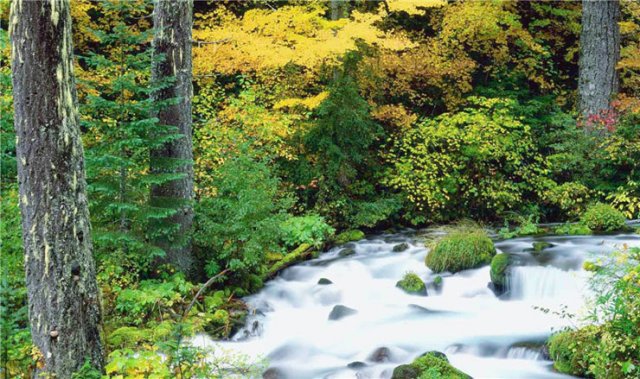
left=578, top=0, right=620, bottom=120
left=10, top=0, right=103, bottom=376
left=150, top=0, right=195, bottom=275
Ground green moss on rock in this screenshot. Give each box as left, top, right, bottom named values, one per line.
left=391, top=352, right=470, bottom=379
left=490, top=253, right=511, bottom=290
left=433, top=275, right=443, bottom=287
left=334, top=230, right=365, bottom=245
left=396, top=272, right=426, bottom=295
left=392, top=242, right=410, bottom=252
left=425, top=230, right=496, bottom=273
left=532, top=241, right=552, bottom=252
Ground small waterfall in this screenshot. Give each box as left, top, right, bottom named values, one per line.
left=508, top=266, right=584, bottom=301
left=506, top=347, right=543, bottom=360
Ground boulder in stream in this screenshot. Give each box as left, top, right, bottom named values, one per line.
left=317, top=277, right=333, bottom=285
left=263, top=367, right=286, bottom=379
left=396, top=272, right=427, bottom=295
left=328, top=305, right=357, bottom=320
left=391, top=351, right=470, bottom=379
left=368, top=347, right=391, bottom=362
left=392, top=242, right=410, bottom=252
left=347, top=361, right=367, bottom=369
left=338, top=248, right=356, bottom=257
left=490, top=253, right=512, bottom=294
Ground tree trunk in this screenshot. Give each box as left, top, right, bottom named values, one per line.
left=10, top=0, right=103, bottom=376
left=578, top=0, right=620, bottom=120
left=150, top=0, right=194, bottom=275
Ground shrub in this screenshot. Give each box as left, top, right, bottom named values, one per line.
left=193, top=154, right=291, bottom=285
left=396, top=272, right=426, bottom=295
left=426, top=229, right=496, bottom=273
left=548, top=326, right=599, bottom=377
left=580, top=203, right=626, bottom=232
left=384, top=97, right=547, bottom=222
left=497, top=214, right=542, bottom=239
left=544, top=182, right=592, bottom=219
left=490, top=253, right=511, bottom=290
left=280, top=214, right=335, bottom=249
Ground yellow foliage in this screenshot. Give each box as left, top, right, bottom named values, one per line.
left=385, top=0, right=446, bottom=15
left=193, top=4, right=414, bottom=76
left=274, top=91, right=328, bottom=110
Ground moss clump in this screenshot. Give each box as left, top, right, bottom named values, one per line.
left=425, top=230, right=496, bottom=273
left=334, top=230, right=365, bottom=245
left=580, top=203, right=626, bottom=232
left=396, top=272, right=426, bottom=295
left=554, top=223, right=592, bottom=236
left=391, top=352, right=470, bottom=379
left=532, top=241, right=552, bottom=252
left=548, top=326, right=599, bottom=377
left=433, top=275, right=443, bottom=287
left=490, top=253, right=511, bottom=290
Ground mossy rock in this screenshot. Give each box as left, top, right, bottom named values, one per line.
left=580, top=203, right=626, bottom=232
left=392, top=242, right=410, bottom=252
left=334, top=230, right=365, bottom=245
left=339, top=248, right=356, bottom=257
left=532, top=241, right=553, bottom=252
left=391, top=352, right=470, bottom=379
left=548, top=326, right=599, bottom=377
left=425, top=230, right=496, bottom=273
left=490, top=253, right=511, bottom=290
left=433, top=275, right=443, bottom=287
left=553, top=223, right=592, bottom=236
left=396, top=272, right=426, bottom=295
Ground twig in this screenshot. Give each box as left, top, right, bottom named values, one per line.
left=182, top=268, right=230, bottom=320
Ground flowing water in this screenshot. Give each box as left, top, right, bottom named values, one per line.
left=193, top=229, right=640, bottom=378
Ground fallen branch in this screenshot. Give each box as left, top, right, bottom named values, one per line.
left=183, top=268, right=230, bottom=320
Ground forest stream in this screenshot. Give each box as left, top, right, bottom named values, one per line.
left=194, top=230, right=640, bottom=379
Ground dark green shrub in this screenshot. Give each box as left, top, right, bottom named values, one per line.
left=396, top=272, right=426, bottom=295
left=490, top=253, right=511, bottom=290
left=280, top=214, right=335, bottom=249
left=425, top=229, right=496, bottom=273
left=548, top=326, right=599, bottom=377
left=553, top=223, right=592, bottom=235
left=580, top=203, right=626, bottom=232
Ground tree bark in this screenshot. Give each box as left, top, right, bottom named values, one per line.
left=10, top=0, right=103, bottom=376
left=578, top=0, right=620, bottom=119
left=150, top=0, right=194, bottom=275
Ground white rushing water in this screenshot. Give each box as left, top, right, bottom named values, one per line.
left=193, top=230, right=640, bottom=379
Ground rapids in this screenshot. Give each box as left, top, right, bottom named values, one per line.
left=193, top=229, right=640, bottom=378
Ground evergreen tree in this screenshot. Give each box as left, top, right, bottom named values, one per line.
left=80, top=1, right=184, bottom=274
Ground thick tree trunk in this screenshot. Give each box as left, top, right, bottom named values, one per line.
left=150, top=0, right=195, bottom=275
left=10, top=0, right=103, bottom=376
left=578, top=0, right=620, bottom=120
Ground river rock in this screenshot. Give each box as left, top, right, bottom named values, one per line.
left=392, top=242, right=410, bottom=252
left=368, top=347, right=391, bottom=362
left=391, top=364, right=420, bottom=379
left=263, top=367, right=286, bottom=379
left=339, top=248, right=356, bottom=257
left=317, top=278, right=333, bottom=285
left=328, top=305, right=357, bottom=320
left=347, top=361, right=367, bottom=369
left=532, top=241, right=553, bottom=253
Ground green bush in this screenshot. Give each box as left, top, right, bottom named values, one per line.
left=498, top=215, right=542, bottom=239
left=391, top=352, right=470, bottom=379
left=426, top=229, right=496, bottom=273
left=384, top=97, right=547, bottom=222
left=580, top=203, right=627, bottom=232
left=194, top=154, right=291, bottom=286
left=490, top=253, right=511, bottom=290
left=548, top=326, right=599, bottom=377
left=396, top=272, right=426, bottom=295
left=280, top=214, right=335, bottom=249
